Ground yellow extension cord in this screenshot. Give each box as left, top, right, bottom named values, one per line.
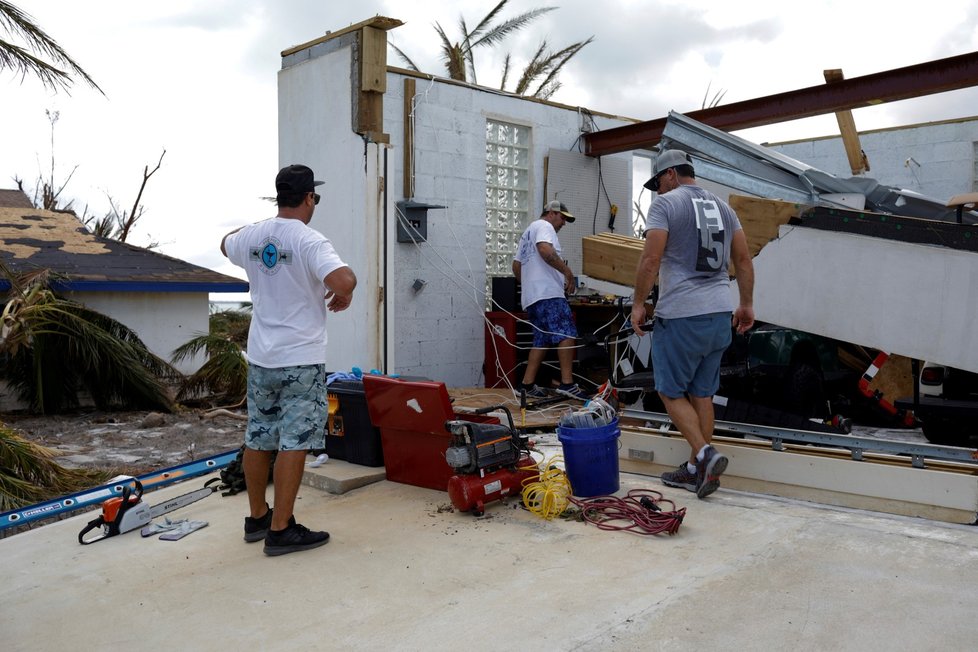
left=520, top=454, right=573, bottom=520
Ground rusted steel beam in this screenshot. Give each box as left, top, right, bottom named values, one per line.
left=585, top=51, right=978, bottom=156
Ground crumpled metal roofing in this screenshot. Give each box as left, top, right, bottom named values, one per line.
left=658, top=111, right=977, bottom=225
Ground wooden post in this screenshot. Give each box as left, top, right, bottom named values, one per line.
left=824, top=69, right=869, bottom=175
left=403, top=78, right=416, bottom=199
left=357, top=26, right=390, bottom=142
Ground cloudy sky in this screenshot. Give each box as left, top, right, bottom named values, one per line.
left=4, top=0, right=978, bottom=299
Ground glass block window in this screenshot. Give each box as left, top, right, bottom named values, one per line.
left=485, top=119, right=530, bottom=309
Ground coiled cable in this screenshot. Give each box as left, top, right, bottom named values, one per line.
left=569, top=489, right=685, bottom=536
left=521, top=454, right=573, bottom=520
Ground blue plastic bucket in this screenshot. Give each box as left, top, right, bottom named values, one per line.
left=557, top=418, right=621, bottom=497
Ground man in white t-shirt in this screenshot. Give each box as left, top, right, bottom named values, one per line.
left=222, top=164, right=357, bottom=556
left=511, top=200, right=588, bottom=400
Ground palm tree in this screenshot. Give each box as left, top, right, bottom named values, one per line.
left=0, top=1, right=103, bottom=94
left=0, top=422, right=108, bottom=512
left=390, top=0, right=592, bottom=100
left=501, top=36, right=594, bottom=100
left=0, top=265, right=176, bottom=414
left=170, top=308, right=250, bottom=406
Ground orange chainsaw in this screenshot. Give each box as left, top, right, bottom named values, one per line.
left=78, top=478, right=217, bottom=544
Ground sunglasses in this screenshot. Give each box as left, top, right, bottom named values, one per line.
left=648, top=168, right=671, bottom=192
left=311, top=192, right=321, bottom=205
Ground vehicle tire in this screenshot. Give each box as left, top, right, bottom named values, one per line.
left=642, top=391, right=666, bottom=413
left=921, top=417, right=970, bottom=446
left=784, top=362, right=828, bottom=418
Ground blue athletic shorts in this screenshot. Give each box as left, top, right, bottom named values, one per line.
left=527, top=298, right=578, bottom=347
left=246, top=363, right=328, bottom=451
left=652, top=313, right=731, bottom=399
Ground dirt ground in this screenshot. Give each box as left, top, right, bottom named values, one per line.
left=1, top=408, right=249, bottom=476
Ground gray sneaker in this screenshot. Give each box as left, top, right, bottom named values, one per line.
left=661, top=463, right=697, bottom=492
left=695, top=445, right=728, bottom=499
left=556, top=383, right=589, bottom=400
left=521, top=384, right=549, bottom=398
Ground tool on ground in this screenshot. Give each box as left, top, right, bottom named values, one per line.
left=1, top=449, right=237, bottom=532
left=78, top=478, right=218, bottom=545
left=444, top=404, right=538, bottom=516
left=141, top=517, right=209, bottom=540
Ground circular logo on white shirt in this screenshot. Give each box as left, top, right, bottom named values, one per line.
left=251, top=236, right=292, bottom=275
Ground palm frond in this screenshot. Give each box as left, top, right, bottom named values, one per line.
left=499, top=53, right=512, bottom=91
left=466, top=0, right=509, bottom=41
left=0, top=423, right=109, bottom=510
left=1, top=270, right=175, bottom=413
left=172, top=333, right=247, bottom=402
left=467, top=8, right=556, bottom=50
left=514, top=40, right=551, bottom=95
left=529, top=37, right=593, bottom=99
left=0, top=0, right=104, bottom=94
left=389, top=42, right=420, bottom=72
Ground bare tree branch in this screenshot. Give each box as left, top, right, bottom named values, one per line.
left=119, top=149, right=166, bottom=243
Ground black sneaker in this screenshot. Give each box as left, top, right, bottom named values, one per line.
left=263, top=521, right=330, bottom=556
left=243, top=507, right=273, bottom=543
left=695, top=445, right=728, bottom=499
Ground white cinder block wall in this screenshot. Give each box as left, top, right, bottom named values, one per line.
left=281, top=28, right=632, bottom=388
left=282, top=25, right=978, bottom=388
left=770, top=116, right=978, bottom=202
left=383, top=73, right=632, bottom=386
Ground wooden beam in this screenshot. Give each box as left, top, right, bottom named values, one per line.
left=280, top=16, right=403, bottom=57
left=361, top=27, right=387, bottom=93
left=356, top=26, right=389, bottom=139
left=824, top=69, right=869, bottom=175
left=403, top=77, right=416, bottom=199
left=584, top=51, right=978, bottom=156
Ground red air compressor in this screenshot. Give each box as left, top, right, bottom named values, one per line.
left=444, top=404, right=538, bottom=516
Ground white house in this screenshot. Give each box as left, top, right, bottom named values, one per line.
left=0, top=189, right=248, bottom=380
left=276, top=17, right=978, bottom=385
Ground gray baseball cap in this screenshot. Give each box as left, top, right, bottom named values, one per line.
left=643, top=149, right=693, bottom=191
left=543, top=200, right=575, bottom=222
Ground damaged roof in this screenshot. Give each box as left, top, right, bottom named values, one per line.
left=0, top=194, right=247, bottom=293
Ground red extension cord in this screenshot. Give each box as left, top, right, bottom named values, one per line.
left=568, top=489, right=685, bottom=536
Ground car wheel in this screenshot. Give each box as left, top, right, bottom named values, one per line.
left=922, top=418, right=969, bottom=446
left=784, top=362, right=828, bottom=418
left=642, top=391, right=665, bottom=413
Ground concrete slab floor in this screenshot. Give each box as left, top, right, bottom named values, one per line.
left=2, top=468, right=977, bottom=651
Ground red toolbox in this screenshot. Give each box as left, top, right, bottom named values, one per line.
left=361, top=375, right=499, bottom=491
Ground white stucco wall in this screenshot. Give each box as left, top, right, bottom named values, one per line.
left=279, top=31, right=634, bottom=387
left=770, top=116, right=978, bottom=202
left=64, top=290, right=209, bottom=374
left=279, top=35, right=384, bottom=377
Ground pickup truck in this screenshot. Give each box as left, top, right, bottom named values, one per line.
left=632, top=322, right=862, bottom=424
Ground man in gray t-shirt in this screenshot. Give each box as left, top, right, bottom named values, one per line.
left=630, top=149, right=755, bottom=499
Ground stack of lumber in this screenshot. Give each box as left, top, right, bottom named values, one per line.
left=582, top=232, right=644, bottom=286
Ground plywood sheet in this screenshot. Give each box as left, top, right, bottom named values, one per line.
left=728, top=194, right=809, bottom=258
left=544, top=149, right=631, bottom=275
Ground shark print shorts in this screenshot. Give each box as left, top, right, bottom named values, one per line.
left=246, top=363, right=328, bottom=451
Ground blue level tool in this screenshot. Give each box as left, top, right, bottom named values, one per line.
left=0, top=448, right=238, bottom=532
